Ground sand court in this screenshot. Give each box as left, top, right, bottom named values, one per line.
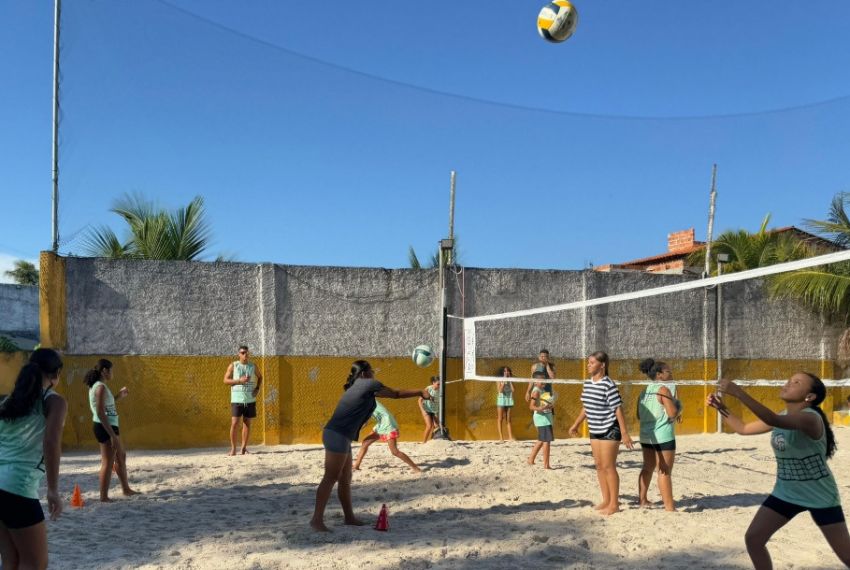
left=46, top=429, right=850, bottom=569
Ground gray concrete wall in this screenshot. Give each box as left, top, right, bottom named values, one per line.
left=0, top=284, right=39, bottom=340
left=62, top=257, right=840, bottom=361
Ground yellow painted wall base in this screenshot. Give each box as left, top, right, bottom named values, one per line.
left=0, top=352, right=28, bottom=396
left=46, top=355, right=845, bottom=450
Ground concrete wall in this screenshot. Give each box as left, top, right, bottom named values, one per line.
left=0, top=283, right=39, bottom=340
left=43, top=254, right=844, bottom=448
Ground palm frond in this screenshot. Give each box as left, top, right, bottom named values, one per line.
left=80, top=225, right=131, bottom=258
left=769, top=270, right=850, bottom=317
left=408, top=246, right=422, bottom=269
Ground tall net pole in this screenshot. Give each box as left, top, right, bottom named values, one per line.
left=51, top=0, right=61, bottom=252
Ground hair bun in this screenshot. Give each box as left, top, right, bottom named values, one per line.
left=638, top=358, right=655, bottom=375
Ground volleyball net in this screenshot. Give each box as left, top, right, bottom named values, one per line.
left=454, top=249, right=850, bottom=391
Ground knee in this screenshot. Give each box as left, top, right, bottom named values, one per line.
left=744, top=528, right=766, bottom=551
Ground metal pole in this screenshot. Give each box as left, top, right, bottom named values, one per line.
left=51, top=0, right=61, bottom=252
left=704, top=164, right=717, bottom=277
left=716, top=261, right=723, bottom=433
left=439, top=306, right=448, bottom=429
left=448, top=171, right=456, bottom=266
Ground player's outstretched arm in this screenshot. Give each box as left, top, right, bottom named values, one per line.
left=717, top=379, right=820, bottom=437
left=707, top=392, right=771, bottom=436
left=378, top=387, right=429, bottom=400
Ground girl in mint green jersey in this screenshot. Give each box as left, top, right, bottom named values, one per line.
left=709, top=372, right=850, bottom=569
left=85, top=359, right=139, bottom=502
left=352, top=401, right=420, bottom=473
left=418, top=376, right=441, bottom=443
left=637, top=358, right=681, bottom=511
left=0, top=348, right=67, bottom=570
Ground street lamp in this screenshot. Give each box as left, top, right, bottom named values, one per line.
left=715, top=253, right=730, bottom=432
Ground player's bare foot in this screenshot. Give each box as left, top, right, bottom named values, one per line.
left=594, top=502, right=607, bottom=510
left=543, top=465, right=553, bottom=470
left=411, top=466, right=422, bottom=473
left=100, top=497, right=114, bottom=503
left=344, top=517, right=367, bottom=526
left=600, top=506, right=621, bottom=516
left=122, top=489, right=140, bottom=496
left=309, top=519, right=331, bottom=532
left=527, top=458, right=535, bottom=465
left=241, top=448, right=250, bottom=455
left=353, top=465, right=361, bottom=471
left=639, top=500, right=654, bottom=508
left=227, top=449, right=236, bottom=456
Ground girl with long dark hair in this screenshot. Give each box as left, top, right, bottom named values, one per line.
left=0, top=348, right=67, bottom=570
left=84, top=359, right=138, bottom=501
left=710, top=372, right=850, bottom=568
left=310, top=360, right=430, bottom=532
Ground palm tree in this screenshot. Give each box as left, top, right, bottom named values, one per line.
left=687, top=214, right=811, bottom=275
left=768, top=193, right=850, bottom=319
left=4, top=260, right=39, bottom=285
left=407, top=238, right=460, bottom=269
left=82, top=194, right=212, bottom=260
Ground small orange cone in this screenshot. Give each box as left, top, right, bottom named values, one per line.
left=70, top=484, right=84, bottom=508
left=374, top=503, right=389, bottom=531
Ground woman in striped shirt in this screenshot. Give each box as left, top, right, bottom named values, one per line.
left=569, top=351, right=634, bottom=515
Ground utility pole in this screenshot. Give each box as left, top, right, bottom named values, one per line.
left=51, top=0, right=61, bottom=252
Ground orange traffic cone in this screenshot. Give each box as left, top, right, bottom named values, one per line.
left=70, top=484, right=84, bottom=508
left=374, top=503, right=389, bottom=531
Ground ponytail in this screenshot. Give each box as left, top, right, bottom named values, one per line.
left=84, top=358, right=113, bottom=388
left=0, top=348, right=63, bottom=422
left=344, top=360, right=372, bottom=391
left=801, top=371, right=837, bottom=459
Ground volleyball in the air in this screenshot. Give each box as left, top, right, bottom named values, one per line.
left=412, top=344, right=435, bottom=368
left=537, top=1, right=579, bottom=43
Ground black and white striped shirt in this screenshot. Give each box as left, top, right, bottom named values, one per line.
left=580, top=376, right=623, bottom=435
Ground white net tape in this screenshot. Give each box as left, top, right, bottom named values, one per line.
left=456, top=248, right=850, bottom=388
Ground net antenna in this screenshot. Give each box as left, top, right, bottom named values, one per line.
left=459, top=248, right=850, bottom=385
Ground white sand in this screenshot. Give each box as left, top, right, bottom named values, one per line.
left=45, top=429, right=850, bottom=569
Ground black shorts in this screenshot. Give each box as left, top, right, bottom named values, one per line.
left=426, top=412, right=437, bottom=420
left=641, top=440, right=676, bottom=451
left=536, top=425, right=554, bottom=442
left=590, top=424, right=622, bottom=441
left=0, top=488, right=44, bottom=529
left=231, top=402, right=257, bottom=418
left=763, top=494, right=845, bottom=527
left=93, top=423, right=119, bottom=444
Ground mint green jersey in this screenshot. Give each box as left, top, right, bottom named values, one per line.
left=372, top=401, right=399, bottom=435
left=638, top=383, right=675, bottom=445
left=89, top=381, right=119, bottom=427
left=770, top=408, right=840, bottom=509
left=531, top=387, right=553, bottom=427
left=0, top=391, right=56, bottom=499
left=231, top=361, right=257, bottom=404
left=422, top=385, right=439, bottom=414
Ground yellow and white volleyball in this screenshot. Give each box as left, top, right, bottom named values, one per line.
left=540, top=391, right=557, bottom=406
left=537, top=1, right=579, bottom=43
left=412, top=344, right=435, bottom=368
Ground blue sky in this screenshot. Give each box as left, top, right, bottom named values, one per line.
left=2, top=1, right=850, bottom=281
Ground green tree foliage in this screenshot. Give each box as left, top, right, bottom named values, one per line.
left=408, top=238, right=460, bottom=269
left=4, top=260, right=39, bottom=285
left=769, top=193, right=850, bottom=320
left=82, top=194, right=212, bottom=260
left=687, top=214, right=813, bottom=275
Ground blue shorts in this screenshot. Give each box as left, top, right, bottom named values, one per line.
left=322, top=429, right=352, bottom=455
